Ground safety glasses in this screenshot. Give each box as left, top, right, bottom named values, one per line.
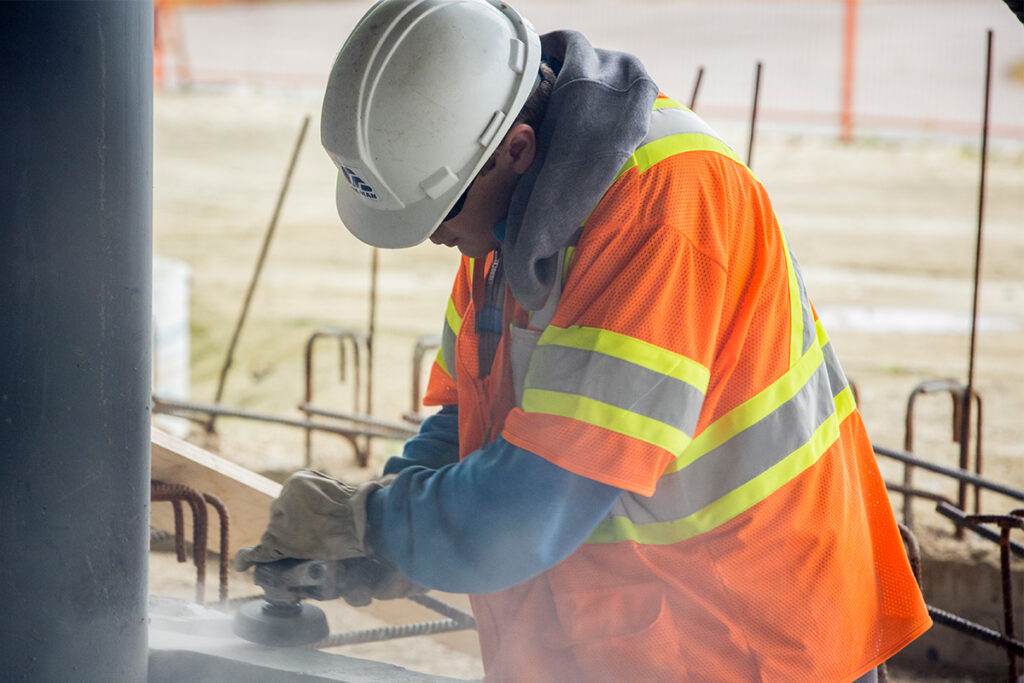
left=443, top=176, right=477, bottom=223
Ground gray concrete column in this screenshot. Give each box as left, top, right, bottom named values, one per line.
left=0, top=1, right=153, bottom=680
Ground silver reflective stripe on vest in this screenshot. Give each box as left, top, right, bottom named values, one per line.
left=510, top=251, right=568, bottom=405
left=791, top=253, right=817, bottom=356
left=441, top=319, right=457, bottom=382
left=821, top=338, right=850, bottom=397
left=526, top=344, right=705, bottom=436
left=605, top=350, right=840, bottom=525
left=642, top=105, right=723, bottom=147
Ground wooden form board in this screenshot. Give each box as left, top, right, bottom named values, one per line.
left=150, top=427, right=281, bottom=554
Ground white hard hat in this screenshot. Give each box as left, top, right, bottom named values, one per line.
left=321, top=0, right=541, bottom=249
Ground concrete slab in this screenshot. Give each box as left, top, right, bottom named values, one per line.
left=148, top=596, right=474, bottom=683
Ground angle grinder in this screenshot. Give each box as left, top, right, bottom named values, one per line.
left=232, top=557, right=381, bottom=647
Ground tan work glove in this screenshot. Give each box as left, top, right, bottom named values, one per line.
left=232, top=470, right=389, bottom=571
left=332, top=473, right=424, bottom=606
left=335, top=556, right=427, bottom=607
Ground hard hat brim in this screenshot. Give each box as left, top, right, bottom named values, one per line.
left=335, top=172, right=437, bottom=249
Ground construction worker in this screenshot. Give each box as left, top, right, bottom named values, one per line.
left=235, top=0, right=932, bottom=680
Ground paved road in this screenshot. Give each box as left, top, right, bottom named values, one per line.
left=170, top=1, right=1024, bottom=141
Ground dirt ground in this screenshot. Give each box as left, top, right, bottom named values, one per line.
left=150, top=82, right=1023, bottom=680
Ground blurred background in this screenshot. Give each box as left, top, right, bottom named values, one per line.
left=147, top=1, right=1024, bottom=679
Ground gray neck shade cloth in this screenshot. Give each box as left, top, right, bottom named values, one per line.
left=502, top=30, right=660, bottom=311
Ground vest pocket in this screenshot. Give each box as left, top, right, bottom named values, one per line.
left=508, top=324, right=542, bottom=406
left=549, top=582, right=683, bottom=680
left=550, top=581, right=665, bottom=645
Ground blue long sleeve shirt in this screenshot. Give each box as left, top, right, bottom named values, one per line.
left=365, top=405, right=622, bottom=594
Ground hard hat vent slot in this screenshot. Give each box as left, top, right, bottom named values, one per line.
left=508, top=38, right=526, bottom=74
left=479, top=111, right=506, bottom=147
left=420, top=166, right=459, bottom=199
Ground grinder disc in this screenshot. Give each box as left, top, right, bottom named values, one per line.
left=232, top=599, right=329, bottom=647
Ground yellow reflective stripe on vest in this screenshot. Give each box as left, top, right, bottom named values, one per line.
left=587, top=386, right=854, bottom=545
left=613, top=100, right=756, bottom=185
left=434, top=346, right=450, bottom=377
left=445, top=295, right=463, bottom=334
left=438, top=295, right=463, bottom=381
left=586, top=341, right=855, bottom=545
left=666, top=330, right=822, bottom=475
left=524, top=389, right=693, bottom=455
left=534, top=325, right=710, bottom=395
left=584, top=266, right=852, bottom=545
left=521, top=325, right=710, bottom=455
left=652, top=97, right=687, bottom=111
left=631, top=133, right=745, bottom=175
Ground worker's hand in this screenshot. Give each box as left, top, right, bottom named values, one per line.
left=232, top=470, right=389, bottom=571
left=335, top=557, right=426, bottom=607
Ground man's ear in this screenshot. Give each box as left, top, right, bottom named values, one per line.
left=504, top=123, right=536, bottom=174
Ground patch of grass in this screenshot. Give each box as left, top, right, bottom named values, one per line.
left=881, top=365, right=916, bottom=376
left=1009, top=58, right=1024, bottom=85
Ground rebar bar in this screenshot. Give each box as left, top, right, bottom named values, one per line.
left=304, top=329, right=365, bottom=422
left=225, top=591, right=475, bottom=648
left=928, top=606, right=1024, bottom=659
left=896, top=522, right=922, bottom=587
left=898, top=512, right=1024, bottom=674
left=967, top=29, right=992, bottom=411
left=936, top=502, right=1024, bottom=558
left=153, top=396, right=410, bottom=441
left=186, top=495, right=206, bottom=602
left=209, top=115, right=310, bottom=432
left=884, top=483, right=954, bottom=508
left=407, top=335, right=441, bottom=423
left=877, top=443, right=1017, bottom=503
left=306, top=593, right=475, bottom=649
left=151, top=482, right=232, bottom=605
left=201, top=492, right=231, bottom=603
left=314, top=617, right=473, bottom=648
left=409, top=594, right=476, bottom=627
left=902, top=380, right=984, bottom=532
left=298, top=404, right=417, bottom=438
left=746, top=61, right=762, bottom=168
left=151, top=481, right=209, bottom=603
left=689, top=66, right=704, bottom=111
left=960, top=28, right=994, bottom=543
left=171, top=499, right=186, bottom=561
left=964, top=510, right=1024, bottom=681
left=302, top=328, right=368, bottom=466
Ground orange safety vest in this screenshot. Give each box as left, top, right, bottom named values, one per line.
left=423, top=95, right=931, bottom=682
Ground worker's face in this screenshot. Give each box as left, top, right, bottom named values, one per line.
left=430, top=124, right=536, bottom=259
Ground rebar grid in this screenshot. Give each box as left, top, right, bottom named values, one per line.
left=151, top=481, right=230, bottom=604
left=310, top=592, right=476, bottom=649
left=896, top=507, right=1024, bottom=680
left=962, top=510, right=1024, bottom=680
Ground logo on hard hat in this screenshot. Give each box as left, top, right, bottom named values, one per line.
left=341, top=166, right=378, bottom=200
